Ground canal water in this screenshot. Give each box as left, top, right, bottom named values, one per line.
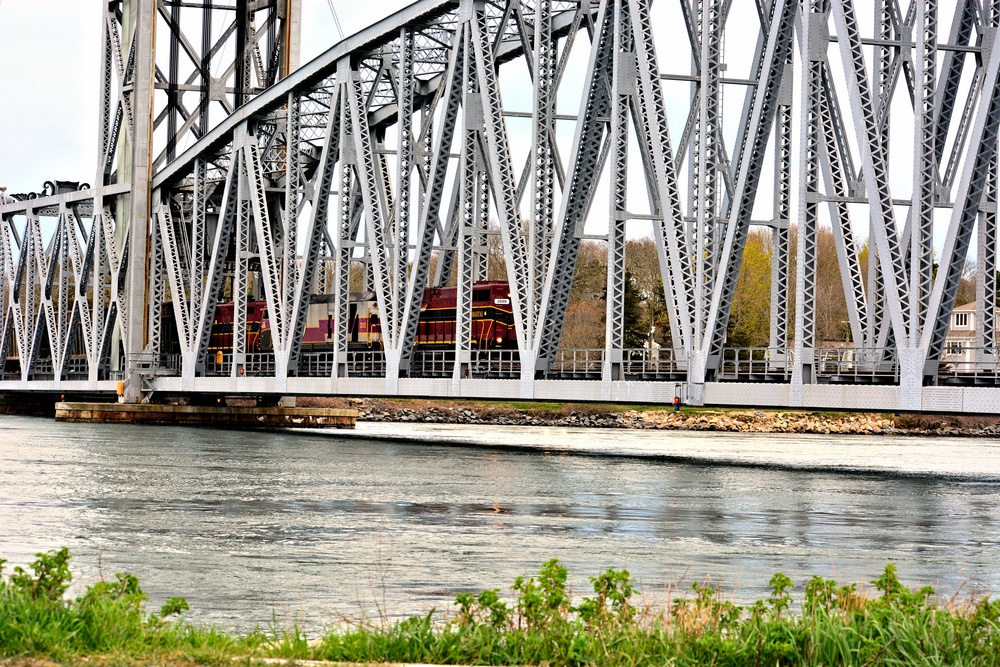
left=1, top=414, right=999, bottom=631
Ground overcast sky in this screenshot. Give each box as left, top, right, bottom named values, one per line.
left=0, top=1, right=411, bottom=194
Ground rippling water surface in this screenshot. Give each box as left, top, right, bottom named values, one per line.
left=1, top=414, right=999, bottom=631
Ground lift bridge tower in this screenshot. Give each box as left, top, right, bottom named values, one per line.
left=99, top=0, right=301, bottom=400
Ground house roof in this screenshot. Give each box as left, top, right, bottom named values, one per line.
left=953, top=302, right=976, bottom=311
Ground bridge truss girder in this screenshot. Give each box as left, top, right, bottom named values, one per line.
left=2, top=0, right=1000, bottom=412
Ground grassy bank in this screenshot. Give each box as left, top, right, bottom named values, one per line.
left=3, top=549, right=1000, bottom=666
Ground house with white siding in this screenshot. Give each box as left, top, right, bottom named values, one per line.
left=941, top=302, right=996, bottom=367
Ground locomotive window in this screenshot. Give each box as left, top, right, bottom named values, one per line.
left=473, top=289, right=490, bottom=303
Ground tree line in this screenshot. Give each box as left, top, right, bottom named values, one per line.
left=344, top=224, right=978, bottom=351
left=558, top=227, right=977, bottom=351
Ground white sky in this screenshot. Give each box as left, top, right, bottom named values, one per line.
left=0, top=0, right=411, bottom=194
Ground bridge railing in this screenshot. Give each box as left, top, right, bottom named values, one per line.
left=936, top=348, right=1000, bottom=385
left=204, top=353, right=232, bottom=377
left=622, top=348, right=687, bottom=379
left=65, top=357, right=89, bottom=379
left=410, top=350, right=454, bottom=377
left=31, top=358, right=55, bottom=379
left=299, top=351, right=334, bottom=377
left=719, top=347, right=794, bottom=381
left=244, top=353, right=276, bottom=376
left=815, top=347, right=899, bottom=383
left=347, top=351, right=386, bottom=377
left=548, top=349, right=603, bottom=379
left=470, top=350, right=520, bottom=378
left=129, top=353, right=181, bottom=376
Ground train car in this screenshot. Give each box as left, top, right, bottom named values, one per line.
left=256, top=292, right=383, bottom=352
left=158, top=300, right=268, bottom=357
left=416, top=281, right=516, bottom=350
left=161, top=280, right=516, bottom=356
left=207, top=301, right=268, bottom=354
left=256, top=281, right=516, bottom=352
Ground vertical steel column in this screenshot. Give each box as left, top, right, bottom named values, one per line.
left=793, top=5, right=822, bottom=397
left=978, top=3, right=1000, bottom=360
left=335, top=79, right=353, bottom=379
left=147, top=210, right=165, bottom=355
left=770, top=100, right=792, bottom=356
left=0, top=214, right=7, bottom=371
left=191, top=159, right=207, bottom=350
left=695, top=0, right=721, bottom=349
left=977, top=157, right=998, bottom=358
left=474, top=172, right=489, bottom=282
left=284, top=0, right=301, bottom=75
left=90, top=209, right=106, bottom=380
left=530, top=0, right=555, bottom=341
left=394, top=27, right=415, bottom=355
left=284, top=92, right=301, bottom=337
left=233, top=150, right=250, bottom=377
left=912, top=0, right=937, bottom=348
left=125, top=0, right=155, bottom=401
left=455, top=24, right=477, bottom=383
left=605, top=0, right=629, bottom=384
left=866, top=0, right=892, bottom=351
left=0, top=214, right=10, bottom=378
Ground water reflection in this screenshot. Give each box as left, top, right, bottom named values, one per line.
left=0, top=414, right=998, bottom=631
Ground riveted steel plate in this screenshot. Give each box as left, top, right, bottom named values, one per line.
left=535, top=380, right=603, bottom=402
left=922, top=387, right=964, bottom=412
left=705, top=383, right=790, bottom=407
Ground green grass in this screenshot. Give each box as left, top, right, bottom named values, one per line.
left=3, top=549, right=999, bottom=666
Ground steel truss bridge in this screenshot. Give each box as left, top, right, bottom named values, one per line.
left=2, top=0, right=1000, bottom=414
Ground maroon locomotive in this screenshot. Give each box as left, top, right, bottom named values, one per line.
left=181, top=280, right=516, bottom=357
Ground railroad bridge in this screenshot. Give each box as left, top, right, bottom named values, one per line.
left=2, top=0, right=1000, bottom=414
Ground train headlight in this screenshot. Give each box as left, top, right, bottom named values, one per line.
left=496, top=337, right=503, bottom=344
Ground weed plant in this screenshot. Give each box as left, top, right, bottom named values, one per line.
left=0, top=548, right=258, bottom=662
left=2, top=549, right=999, bottom=665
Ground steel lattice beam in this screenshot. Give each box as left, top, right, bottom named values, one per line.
left=3, top=0, right=1000, bottom=412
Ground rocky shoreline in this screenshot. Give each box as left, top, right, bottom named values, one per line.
left=314, top=397, right=1000, bottom=438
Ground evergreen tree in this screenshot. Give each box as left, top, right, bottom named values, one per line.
left=622, top=271, right=647, bottom=349
left=599, top=270, right=647, bottom=349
